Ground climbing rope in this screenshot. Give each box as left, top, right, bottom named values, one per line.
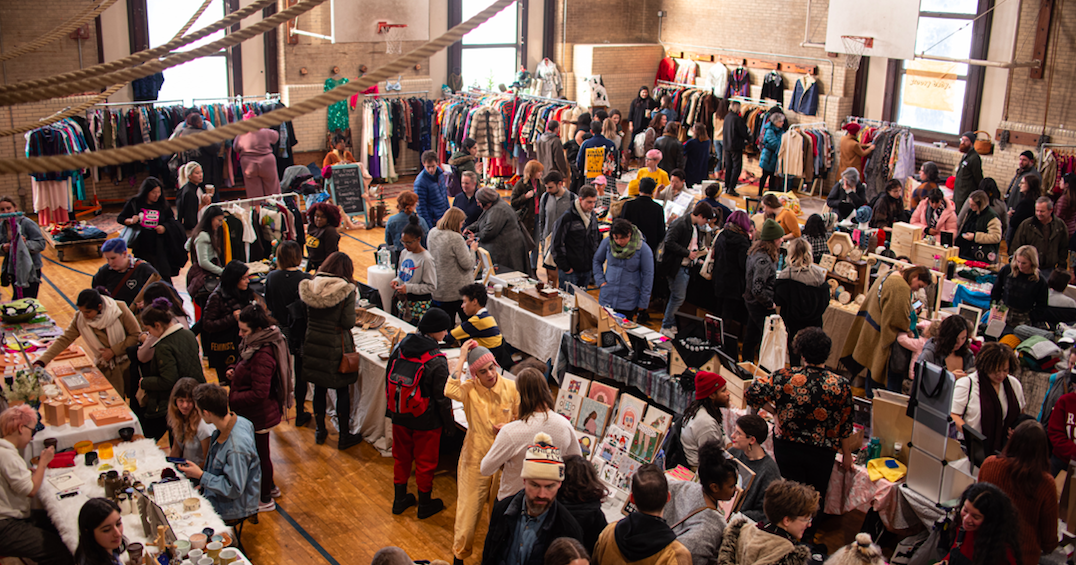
left=0, top=0, right=120, bottom=62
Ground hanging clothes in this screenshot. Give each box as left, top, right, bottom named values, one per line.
left=790, top=76, right=819, bottom=116
left=25, top=119, right=92, bottom=225
left=727, top=67, right=750, bottom=99
left=533, top=59, right=562, bottom=98
left=761, top=72, right=784, bottom=103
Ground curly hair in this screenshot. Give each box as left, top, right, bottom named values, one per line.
left=558, top=455, right=607, bottom=504
left=956, top=483, right=1022, bottom=565
left=307, top=201, right=341, bottom=227
left=974, top=342, right=1017, bottom=379
left=397, top=190, right=419, bottom=211
left=802, top=214, right=827, bottom=238
left=697, top=439, right=738, bottom=495
left=935, top=315, right=971, bottom=360
left=792, top=327, right=832, bottom=365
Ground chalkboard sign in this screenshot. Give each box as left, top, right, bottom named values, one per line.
left=330, top=164, right=366, bottom=217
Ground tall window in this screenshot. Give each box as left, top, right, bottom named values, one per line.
left=146, top=0, right=229, bottom=104
left=453, top=0, right=524, bottom=90
left=892, top=0, right=990, bottom=137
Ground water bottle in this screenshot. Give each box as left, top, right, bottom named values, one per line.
left=377, top=247, right=391, bottom=270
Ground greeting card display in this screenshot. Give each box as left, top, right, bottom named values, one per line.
left=588, top=381, right=619, bottom=405
left=575, top=397, right=612, bottom=437
left=614, top=394, right=647, bottom=435
left=629, top=423, right=663, bottom=463
left=641, top=405, right=672, bottom=436
left=577, top=433, right=597, bottom=460
left=593, top=425, right=629, bottom=464
left=555, top=374, right=591, bottom=423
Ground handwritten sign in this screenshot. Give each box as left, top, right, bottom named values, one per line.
left=585, top=147, right=605, bottom=179
left=330, top=164, right=366, bottom=217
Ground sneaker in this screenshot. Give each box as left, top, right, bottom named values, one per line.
left=660, top=327, right=677, bottom=339
left=258, top=500, right=276, bottom=513
left=269, top=486, right=281, bottom=499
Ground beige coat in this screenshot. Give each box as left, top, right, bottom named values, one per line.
left=593, top=522, right=692, bottom=565
left=841, top=272, right=913, bottom=385
left=38, top=302, right=140, bottom=396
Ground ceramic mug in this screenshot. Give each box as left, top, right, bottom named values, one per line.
left=206, top=541, right=222, bottom=563
left=198, top=557, right=214, bottom=565
left=127, top=542, right=144, bottom=564
left=187, top=549, right=204, bottom=563
left=219, top=548, right=239, bottom=564
left=189, top=534, right=207, bottom=550
left=174, top=540, right=191, bottom=558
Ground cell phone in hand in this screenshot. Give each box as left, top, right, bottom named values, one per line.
left=166, top=457, right=187, bottom=465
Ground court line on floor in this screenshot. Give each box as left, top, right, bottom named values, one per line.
left=274, top=503, right=343, bottom=565
left=342, top=231, right=376, bottom=249
left=41, top=273, right=77, bottom=309
left=42, top=256, right=94, bottom=277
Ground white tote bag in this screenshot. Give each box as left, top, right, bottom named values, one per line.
left=758, top=314, right=788, bottom=372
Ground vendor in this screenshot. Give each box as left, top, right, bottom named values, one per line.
left=957, top=190, right=1002, bottom=262
left=0, top=196, right=46, bottom=300
left=950, top=342, right=1025, bottom=456
left=916, top=315, right=975, bottom=378
left=0, top=405, right=72, bottom=565
left=909, top=188, right=957, bottom=237
left=91, top=238, right=161, bottom=307
left=679, top=371, right=730, bottom=470
left=990, top=245, right=1048, bottom=327
left=625, top=149, right=671, bottom=197
left=73, top=498, right=126, bottom=565
left=826, top=168, right=867, bottom=220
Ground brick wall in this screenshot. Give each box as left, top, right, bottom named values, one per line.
left=1006, top=0, right=1076, bottom=130
left=0, top=0, right=100, bottom=85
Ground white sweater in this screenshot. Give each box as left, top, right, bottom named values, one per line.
left=480, top=409, right=582, bottom=500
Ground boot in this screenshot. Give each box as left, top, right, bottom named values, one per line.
left=294, top=411, right=312, bottom=428
left=392, top=483, right=416, bottom=515
left=338, top=432, right=362, bottom=450
left=417, top=489, right=444, bottom=519
left=314, top=414, right=328, bottom=445
left=453, top=559, right=464, bottom=565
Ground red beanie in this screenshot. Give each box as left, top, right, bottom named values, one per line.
left=694, top=371, right=727, bottom=400
left=843, top=123, right=861, bottom=136
left=945, top=176, right=956, bottom=190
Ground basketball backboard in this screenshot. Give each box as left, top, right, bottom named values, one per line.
left=825, top=0, right=920, bottom=60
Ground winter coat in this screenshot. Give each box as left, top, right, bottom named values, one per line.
left=774, top=265, right=828, bottom=331
left=578, top=134, right=618, bottom=174
left=759, top=122, right=783, bottom=173
left=141, top=324, right=204, bottom=419
left=465, top=199, right=533, bottom=276
left=629, top=97, right=659, bottom=137
left=620, top=195, right=666, bottom=257
left=1048, top=392, right=1076, bottom=463
left=511, top=178, right=541, bottom=235
left=552, top=203, right=600, bottom=274
left=414, top=168, right=449, bottom=230
left=871, top=194, right=905, bottom=228
left=953, top=149, right=984, bottom=212
left=593, top=235, right=654, bottom=311
left=957, top=197, right=1008, bottom=237
left=683, top=138, right=711, bottom=188
left=536, top=130, right=571, bottom=179
left=299, top=274, right=357, bottom=389
left=228, top=346, right=282, bottom=430
left=426, top=227, right=476, bottom=303
left=593, top=513, right=691, bottom=565
left=716, top=518, right=810, bottom=565
left=559, top=498, right=607, bottom=555
left=990, top=264, right=1048, bottom=313
left=1005, top=167, right=1042, bottom=210
left=201, top=287, right=261, bottom=371
left=838, top=134, right=871, bottom=178
left=175, top=182, right=205, bottom=230
left=539, top=189, right=577, bottom=241
left=385, top=212, right=429, bottom=251
left=659, top=215, right=696, bottom=275
left=826, top=181, right=867, bottom=212
left=842, top=272, right=913, bottom=385
left=448, top=150, right=477, bottom=176
left=910, top=198, right=958, bottom=233
left=711, top=226, right=751, bottom=297
left=654, top=134, right=686, bottom=174
left=1012, top=215, right=1069, bottom=270
left=481, top=489, right=583, bottom=565
left=744, top=252, right=777, bottom=308
left=470, top=106, right=505, bottom=158
left=723, top=112, right=751, bottom=154
left=385, top=332, right=451, bottom=430
left=117, top=197, right=187, bottom=278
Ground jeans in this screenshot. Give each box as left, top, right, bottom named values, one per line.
left=713, top=139, right=724, bottom=172
left=558, top=270, right=591, bottom=292
left=662, top=266, right=691, bottom=329
left=724, top=150, right=743, bottom=193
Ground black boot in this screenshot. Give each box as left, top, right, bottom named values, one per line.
left=417, top=489, right=444, bottom=519
left=314, top=414, right=328, bottom=445
left=338, top=432, right=362, bottom=450
left=453, top=559, right=464, bottom=565
left=294, top=411, right=312, bottom=428
left=392, top=483, right=416, bottom=515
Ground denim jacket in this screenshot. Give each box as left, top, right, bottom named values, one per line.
left=201, top=415, right=261, bottom=521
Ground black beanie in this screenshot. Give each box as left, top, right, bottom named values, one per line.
left=417, top=307, right=452, bottom=334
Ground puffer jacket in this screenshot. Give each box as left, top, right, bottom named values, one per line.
left=413, top=167, right=449, bottom=230
left=759, top=122, right=783, bottom=172
left=228, top=346, right=282, bottom=430
left=774, top=265, right=829, bottom=331
left=592, top=232, right=654, bottom=311
left=299, top=274, right=357, bottom=389
left=711, top=226, right=751, bottom=297
left=910, top=197, right=958, bottom=233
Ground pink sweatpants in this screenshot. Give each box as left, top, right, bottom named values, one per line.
left=239, top=154, right=280, bottom=198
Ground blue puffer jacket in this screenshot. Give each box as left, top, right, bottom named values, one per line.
left=592, top=231, right=654, bottom=311
left=759, top=121, right=783, bottom=173
left=413, top=168, right=449, bottom=229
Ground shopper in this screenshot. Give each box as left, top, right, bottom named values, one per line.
left=593, top=219, right=654, bottom=322
left=665, top=440, right=738, bottom=565
left=465, top=187, right=533, bottom=276
left=129, top=281, right=188, bottom=405
left=941, top=483, right=1022, bottom=565
left=263, top=241, right=313, bottom=427
left=482, top=368, right=582, bottom=501
left=454, top=171, right=484, bottom=228
left=1011, top=196, right=1068, bottom=274
left=446, top=340, right=520, bottom=564
left=654, top=169, right=687, bottom=209
left=654, top=122, right=686, bottom=175
left=557, top=455, right=608, bottom=554
left=722, top=101, right=751, bottom=196
left=1047, top=363, right=1076, bottom=474
left=449, top=138, right=480, bottom=178
left=537, top=122, right=571, bottom=180
left=758, top=113, right=786, bottom=193
left=387, top=307, right=453, bottom=519
left=746, top=328, right=854, bottom=504
left=450, top=283, right=506, bottom=365
left=679, top=371, right=730, bottom=470
left=177, top=383, right=262, bottom=522
left=774, top=238, right=829, bottom=367
left=118, top=177, right=184, bottom=279
left=201, top=261, right=261, bottom=384
left=643, top=113, right=668, bottom=156
left=545, top=538, right=591, bottom=565
left=826, top=168, right=868, bottom=220
left=175, top=161, right=210, bottom=231
left=915, top=315, right=974, bottom=377
left=1049, top=270, right=1076, bottom=308
left=603, top=117, right=623, bottom=164
left=1004, top=150, right=1042, bottom=210
left=742, top=219, right=782, bottom=363
left=989, top=245, right=1048, bottom=327
left=167, top=377, right=214, bottom=468
left=415, top=150, right=449, bottom=230
left=710, top=210, right=751, bottom=350
left=699, top=183, right=731, bottom=227
left=92, top=238, right=161, bottom=307
left=658, top=202, right=715, bottom=337
left=512, top=160, right=545, bottom=268
left=0, top=197, right=45, bottom=300
left=73, top=498, right=126, bottom=565
left=682, top=123, right=711, bottom=189
left=871, top=179, right=906, bottom=228
left=837, top=123, right=873, bottom=179
left=428, top=207, right=477, bottom=324
left=910, top=161, right=940, bottom=209
left=135, top=297, right=203, bottom=440
left=951, top=342, right=1025, bottom=456
left=35, top=288, right=139, bottom=396
left=299, top=252, right=360, bottom=449
left=386, top=191, right=431, bottom=252
left=717, top=481, right=817, bottom=565
left=185, top=205, right=226, bottom=309
left=322, top=133, right=358, bottom=168
left=958, top=178, right=1009, bottom=239
left=910, top=188, right=958, bottom=237
left=626, top=150, right=672, bottom=197
left=727, top=414, right=782, bottom=522
left=620, top=177, right=665, bottom=258
left=953, top=132, right=984, bottom=212
left=540, top=171, right=578, bottom=288
left=577, top=121, right=617, bottom=176
left=391, top=216, right=438, bottom=325
left=628, top=86, right=659, bottom=144
left=552, top=185, right=600, bottom=291
left=305, top=201, right=342, bottom=273
left=0, top=404, right=73, bottom=565
left=955, top=190, right=1003, bottom=262
left=1055, top=173, right=1076, bottom=237
left=234, top=111, right=281, bottom=198
left=482, top=434, right=583, bottom=565
left=760, top=193, right=800, bottom=239
left=976, top=420, right=1057, bottom=565
left=800, top=214, right=830, bottom=263
left=592, top=464, right=692, bottom=565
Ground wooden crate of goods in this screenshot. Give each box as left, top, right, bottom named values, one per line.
left=912, top=241, right=958, bottom=268
left=90, top=407, right=133, bottom=426
left=518, top=288, right=562, bottom=317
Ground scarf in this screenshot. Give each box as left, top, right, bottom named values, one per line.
left=611, top=225, right=643, bottom=260
left=238, top=326, right=295, bottom=413
left=574, top=198, right=590, bottom=229
left=977, top=371, right=1018, bottom=455
left=76, top=297, right=129, bottom=369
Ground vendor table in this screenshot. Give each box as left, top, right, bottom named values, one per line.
left=46, top=235, right=106, bottom=262
left=822, top=454, right=951, bottom=533
left=557, top=332, right=692, bottom=412
left=38, top=438, right=231, bottom=555
left=485, top=295, right=571, bottom=368
left=822, top=304, right=858, bottom=370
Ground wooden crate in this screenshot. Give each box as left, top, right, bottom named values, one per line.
left=90, top=407, right=133, bottom=426
left=670, top=350, right=718, bottom=377
left=912, top=241, right=958, bottom=267
left=518, top=289, right=563, bottom=317
left=890, top=222, right=922, bottom=258
left=68, top=404, right=86, bottom=427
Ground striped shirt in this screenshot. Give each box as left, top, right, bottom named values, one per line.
left=451, top=308, right=503, bottom=349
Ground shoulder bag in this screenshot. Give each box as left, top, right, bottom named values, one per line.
left=338, top=330, right=361, bottom=374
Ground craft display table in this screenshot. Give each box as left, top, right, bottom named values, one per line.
left=485, top=294, right=571, bottom=368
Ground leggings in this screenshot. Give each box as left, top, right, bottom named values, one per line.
left=239, top=154, right=281, bottom=198
left=759, top=169, right=777, bottom=193
left=254, top=430, right=275, bottom=502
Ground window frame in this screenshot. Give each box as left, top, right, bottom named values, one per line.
left=133, top=0, right=236, bottom=99
left=448, top=0, right=529, bottom=91
left=883, top=0, right=994, bottom=143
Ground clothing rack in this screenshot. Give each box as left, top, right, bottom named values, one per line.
left=781, top=122, right=830, bottom=195
left=731, top=96, right=780, bottom=108
left=655, top=79, right=701, bottom=90
left=512, top=91, right=576, bottom=106
left=364, top=90, right=428, bottom=98
left=191, top=93, right=281, bottom=104
left=845, top=116, right=907, bottom=130
left=208, top=192, right=299, bottom=208
left=1041, top=143, right=1076, bottom=150
left=789, top=122, right=826, bottom=129
left=93, top=99, right=185, bottom=107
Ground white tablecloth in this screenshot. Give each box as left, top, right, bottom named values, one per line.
left=37, top=438, right=229, bottom=554
left=24, top=409, right=143, bottom=464
left=485, top=295, right=571, bottom=368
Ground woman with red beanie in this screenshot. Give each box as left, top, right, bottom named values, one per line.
left=679, top=371, right=730, bottom=470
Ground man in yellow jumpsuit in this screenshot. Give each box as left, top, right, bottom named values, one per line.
left=445, top=340, right=520, bottom=565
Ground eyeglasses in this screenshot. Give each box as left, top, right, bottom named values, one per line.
left=22, top=425, right=36, bottom=438
left=401, top=238, right=418, bottom=246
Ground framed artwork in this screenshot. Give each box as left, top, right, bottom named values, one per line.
left=956, top=304, right=983, bottom=339
left=575, top=398, right=612, bottom=437
left=615, top=394, right=647, bottom=435
left=588, top=381, right=619, bottom=405
left=577, top=432, right=597, bottom=461
left=628, top=423, right=664, bottom=463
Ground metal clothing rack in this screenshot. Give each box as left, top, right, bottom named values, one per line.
left=789, top=121, right=826, bottom=129
left=93, top=99, right=185, bottom=108
left=208, top=192, right=300, bottom=208
left=192, top=93, right=281, bottom=104
left=781, top=122, right=830, bottom=196
left=655, top=79, right=702, bottom=90
left=512, top=91, right=576, bottom=106
left=845, top=116, right=907, bottom=130
left=364, top=90, right=428, bottom=98
left=731, top=96, right=780, bottom=108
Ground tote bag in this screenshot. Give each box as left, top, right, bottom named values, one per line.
left=758, top=314, right=788, bottom=372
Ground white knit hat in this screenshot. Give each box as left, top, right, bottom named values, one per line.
left=520, top=432, right=565, bottom=482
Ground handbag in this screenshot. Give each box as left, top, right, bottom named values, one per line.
left=758, top=314, right=788, bottom=372
left=699, top=237, right=718, bottom=280
left=338, top=331, right=361, bottom=374
left=119, top=225, right=139, bottom=245
left=518, top=222, right=537, bottom=252
left=967, top=242, right=998, bottom=263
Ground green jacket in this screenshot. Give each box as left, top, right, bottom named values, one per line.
left=141, top=325, right=204, bottom=419
left=299, top=274, right=357, bottom=389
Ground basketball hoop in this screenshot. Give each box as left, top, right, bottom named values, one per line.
left=841, top=35, right=874, bottom=70
left=377, top=22, right=408, bottom=55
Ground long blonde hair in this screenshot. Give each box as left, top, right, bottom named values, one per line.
left=1011, top=245, right=1041, bottom=282
left=436, top=207, right=466, bottom=233
left=787, top=238, right=813, bottom=269
left=167, top=378, right=203, bottom=445
left=602, top=117, right=619, bottom=140
left=523, top=160, right=545, bottom=184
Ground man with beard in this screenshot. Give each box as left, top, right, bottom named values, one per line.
left=1005, top=150, right=1042, bottom=210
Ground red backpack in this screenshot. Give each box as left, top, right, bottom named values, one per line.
left=386, top=350, right=445, bottom=417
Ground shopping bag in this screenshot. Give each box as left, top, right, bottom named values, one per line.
left=758, top=314, right=788, bottom=372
